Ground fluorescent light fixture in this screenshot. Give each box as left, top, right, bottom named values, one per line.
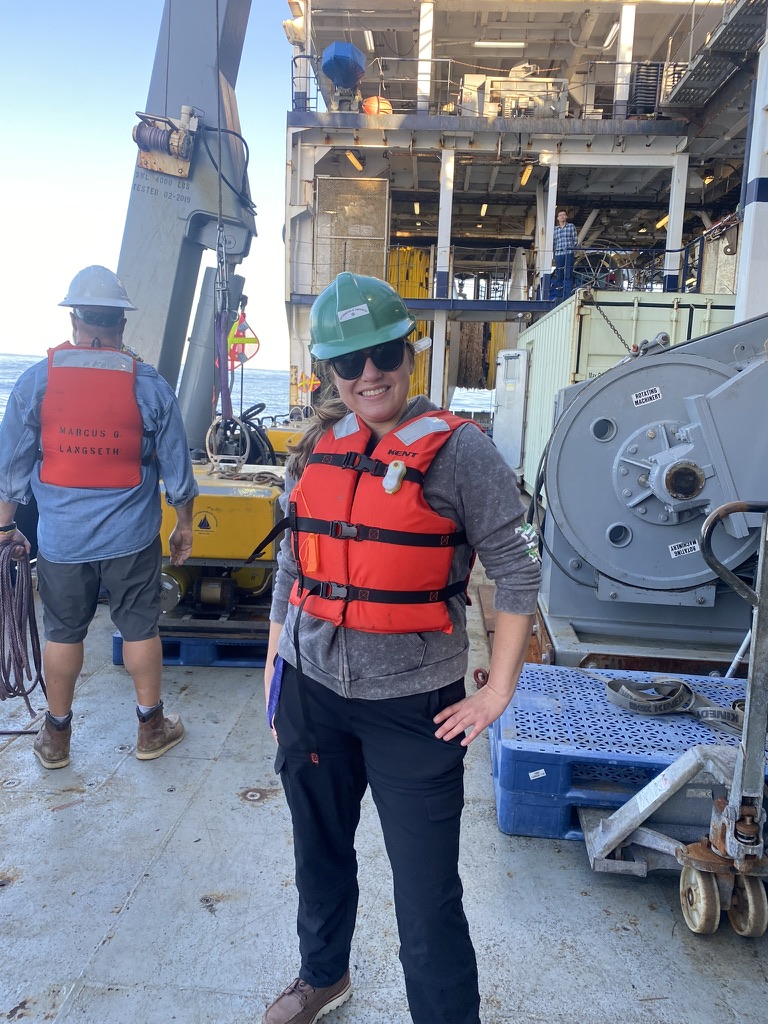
left=345, top=150, right=364, bottom=171
left=363, top=29, right=375, bottom=52
left=480, top=203, right=488, bottom=217
left=473, top=40, right=525, bottom=49
left=603, top=22, right=619, bottom=48
left=520, top=164, right=533, bottom=186
left=414, top=201, right=420, bottom=215
left=655, top=213, right=669, bottom=230
left=287, top=0, right=304, bottom=16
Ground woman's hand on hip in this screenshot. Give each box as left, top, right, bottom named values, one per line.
left=433, top=683, right=513, bottom=747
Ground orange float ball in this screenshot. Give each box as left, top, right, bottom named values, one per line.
left=362, top=96, right=393, bottom=115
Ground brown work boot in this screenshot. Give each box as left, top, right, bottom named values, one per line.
left=262, top=972, right=351, bottom=1024
left=34, top=712, right=72, bottom=769
left=135, top=702, right=184, bottom=760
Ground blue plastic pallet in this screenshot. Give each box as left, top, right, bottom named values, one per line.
left=112, top=631, right=267, bottom=668
left=489, top=664, right=765, bottom=841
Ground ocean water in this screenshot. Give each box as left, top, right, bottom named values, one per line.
left=0, top=352, right=493, bottom=423
left=0, top=353, right=291, bottom=424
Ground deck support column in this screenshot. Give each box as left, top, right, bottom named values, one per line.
left=663, top=152, right=688, bottom=291
left=417, top=2, right=434, bottom=114
left=735, top=27, right=768, bottom=321
left=431, top=146, right=454, bottom=404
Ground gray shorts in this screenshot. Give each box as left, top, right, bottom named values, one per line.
left=37, top=537, right=162, bottom=643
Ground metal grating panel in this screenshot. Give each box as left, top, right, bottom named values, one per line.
left=497, top=663, right=762, bottom=761
left=313, top=177, right=389, bottom=291
left=661, top=0, right=767, bottom=108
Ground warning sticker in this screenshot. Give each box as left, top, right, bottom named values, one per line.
left=632, top=386, right=662, bottom=407
left=669, top=538, right=699, bottom=558
left=528, top=768, right=547, bottom=781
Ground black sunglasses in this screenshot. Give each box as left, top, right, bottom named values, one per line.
left=329, top=339, right=406, bottom=380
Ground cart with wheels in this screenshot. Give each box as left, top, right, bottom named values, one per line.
left=579, top=500, right=768, bottom=937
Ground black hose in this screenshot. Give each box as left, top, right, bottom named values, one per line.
left=0, top=545, right=46, bottom=723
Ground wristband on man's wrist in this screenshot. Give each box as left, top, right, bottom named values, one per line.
left=0, top=522, right=17, bottom=535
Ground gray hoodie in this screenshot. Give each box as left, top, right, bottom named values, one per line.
left=270, top=395, right=540, bottom=699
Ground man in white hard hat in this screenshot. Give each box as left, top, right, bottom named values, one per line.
left=0, top=266, right=198, bottom=768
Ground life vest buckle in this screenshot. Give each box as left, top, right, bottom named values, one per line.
left=318, top=581, right=349, bottom=600
left=341, top=451, right=382, bottom=476
left=330, top=520, right=359, bottom=540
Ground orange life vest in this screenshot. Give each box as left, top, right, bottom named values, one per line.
left=287, top=410, right=473, bottom=634
left=39, top=342, right=146, bottom=489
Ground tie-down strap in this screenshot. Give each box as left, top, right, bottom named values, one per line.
left=602, top=675, right=744, bottom=738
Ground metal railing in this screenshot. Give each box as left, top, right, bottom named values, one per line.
left=290, top=53, right=699, bottom=120
left=388, top=239, right=707, bottom=303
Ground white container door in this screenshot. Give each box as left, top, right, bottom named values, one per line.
left=492, top=348, right=529, bottom=474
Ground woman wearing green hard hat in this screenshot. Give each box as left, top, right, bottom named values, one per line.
left=261, top=272, right=540, bottom=1024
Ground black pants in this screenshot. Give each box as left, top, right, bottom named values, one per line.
left=273, top=663, right=481, bottom=1024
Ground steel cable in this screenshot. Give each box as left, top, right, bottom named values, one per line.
left=0, top=545, right=45, bottom=723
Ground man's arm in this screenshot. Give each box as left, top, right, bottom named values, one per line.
left=168, top=497, right=195, bottom=565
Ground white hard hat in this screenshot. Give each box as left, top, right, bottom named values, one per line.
left=59, top=266, right=137, bottom=310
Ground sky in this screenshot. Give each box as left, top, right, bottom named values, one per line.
left=0, top=1, right=292, bottom=370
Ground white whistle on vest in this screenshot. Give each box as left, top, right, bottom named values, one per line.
left=382, top=459, right=407, bottom=494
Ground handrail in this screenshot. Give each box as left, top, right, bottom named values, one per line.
left=699, top=501, right=768, bottom=608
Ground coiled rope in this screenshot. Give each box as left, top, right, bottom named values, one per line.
left=0, top=545, right=46, bottom=724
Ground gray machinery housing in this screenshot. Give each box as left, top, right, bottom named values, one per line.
left=539, top=313, right=768, bottom=671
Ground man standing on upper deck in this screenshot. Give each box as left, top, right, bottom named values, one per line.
left=0, top=265, right=198, bottom=769
left=552, top=209, right=578, bottom=301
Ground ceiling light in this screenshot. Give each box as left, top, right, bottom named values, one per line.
left=603, top=22, right=619, bottom=49
left=287, top=0, right=304, bottom=16
left=480, top=203, right=488, bottom=217
left=414, top=201, right=420, bottom=215
left=520, top=164, right=533, bottom=186
left=473, top=41, right=525, bottom=49
left=655, top=214, right=669, bottom=230
left=703, top=174, right=715, bottom=185
left=363, top=29, right=375, bottom=52
left=345, top=150, right=364, bottom=171
left=416, top=221, right=422, bottom=226
left=638, top=226, right=648, bottom=234
left=476, top=223, right=483, bottom=229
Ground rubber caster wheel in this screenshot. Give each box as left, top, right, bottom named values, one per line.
left=728, top=874, right=768, bottom=937
left=474, top=668, right=489, bottom=689
left=679, top=865, right=720, bottom=934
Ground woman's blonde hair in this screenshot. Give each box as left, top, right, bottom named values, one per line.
left=285, top=369, right=347, bottom=478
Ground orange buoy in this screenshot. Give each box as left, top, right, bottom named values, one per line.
left=362, top=96, right=393, bottom=115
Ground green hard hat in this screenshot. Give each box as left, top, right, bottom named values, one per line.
left=309, top=272, right=417, bottom=359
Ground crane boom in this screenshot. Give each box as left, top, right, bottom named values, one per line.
left=117, top=0, right=256, bottom=386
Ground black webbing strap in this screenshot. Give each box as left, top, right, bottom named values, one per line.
left=245, top=516, right=290, bottom=563
left=297, top=576, right=468, bottom=604
left=307, top=450, right=424, bottom=484
left=292, top=516, right=467, bottom=548
left=245, top=512, right=467, bottom=563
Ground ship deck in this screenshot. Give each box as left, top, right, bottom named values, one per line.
left=2, top=569, right=766, bottom=1023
